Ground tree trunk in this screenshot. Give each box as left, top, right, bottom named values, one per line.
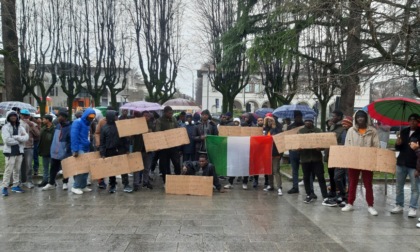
left=92, top=93, right=101, bottom=107
left=67, top=96, right=75, bottom=120
left=1, top=0, right=22, bottom=101
left=222, top=95, right=229, bottom=113
left=38, top=100, right=47, bottom=117
left=109, top=89, right=118, bottom=110
left=319, top=100, right=328, bottom=131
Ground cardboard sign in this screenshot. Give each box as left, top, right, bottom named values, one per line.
left=328, top=146, right=396, bottom=174
left=240, top=127, right=263, bottom=136
left=143, top=128, right=190, bottom=152
left=90, top=152, right=144, bottom=180
left=165, top=175, right=213, bottom=196
left=272, top=126, right=303, bottom=153
left=284, top=132, right=337, bottom=150
left=115, top=117, right=149, bottom=137
left=218, top=126, right=263, bottom=136
left=61, top=152, right=101, bottom=178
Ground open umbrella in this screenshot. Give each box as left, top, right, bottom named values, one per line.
left=367, top=97, right=420, bottom=126
left=255, top=108, right=274, bottom=118
left=273, top=104, right=317, bottom=119
left=162, top=98, right=200, bottom=111
left=120, top=101, right=162, bottom=112
left=0, top=101, right=37, bottom=114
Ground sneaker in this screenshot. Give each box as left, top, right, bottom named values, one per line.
left=310, top=193, right=318, bottom=199
left=224, top=184, right=233, bottom=189
left=417, top=222, right=420, bottom=228
left=11, top=186, right=24, bottom=193
left=62, top=183, right=68, bottom=190
left=98, top=181, right=107, bottom=189
left=82, top=187, right=92, bottom=192
left=368, top=207, right=378, bottom=216
left=263, top=185, right=273, bottom=192
left=253, top=181, right=258, bottom=188
left=71, top=188, right=83, bottom=195
left=219, top=176, right=226, bottom=180
left=304, top=195, right=314, bottom=204
left=287, top=187, right=299, bottom=194
left=42, top=184, right=55, bottom=191
left=133, top=186, right=140, bottom=191
left=242, top=184, right=248, bottom=190
left=298, top=180, right=304, bottom=186
left=38, top=181, right=48, bottom=188
left=109, top=186, right=116, bottom=194
left=418, top=217, right=420, bottom=222
left=322, top=198, right=338, bottom=207
left=86, top=181, right=92, bottom=186
left=390, top=205, right=404, bottom=214
left=408, top=208, right=417, bottom=218
left=341, top=204, right=354, bottom=212
left=124, top=185, right=133, bottom=193
left=142, top=183, right=153, bottom=190
left=2, top=188, right=8, bottom=196
left=339, top=201, right=347, bottom=208
left=24, top=182, right=34, bottom=189
left=277, top=188, right=283, bottom=196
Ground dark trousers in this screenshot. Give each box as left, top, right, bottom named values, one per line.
left=151, top=151, right=159, bottom=172
left=228, top=176, right=249, bottom=184
left=49, top=158, right=69, bottom=185
left=33, top=141, right=39, bottom=172
left=105, top=149, right=129, bottom=187
left=328, top=168, right=337, bottom=196
left=183, top=153, right=194, bottom=162
left=253, top=175, right=269, bottom=186
left=159, top=148, right=180, bottom=183
left=302, top=161, right=328, bottom=198
left=334, top=168, right=347, bottom=197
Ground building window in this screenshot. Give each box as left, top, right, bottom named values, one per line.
left=244, top=84, right=254, bottom=93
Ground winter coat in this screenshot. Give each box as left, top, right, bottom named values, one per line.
left=263, top=117, right=282, bottom=156
left=182, top=123, right=196, bottom=154
left=395, top=127, right=420, bottom=169
left=20, top=118, right=40, bottom=148
left=132, top=118, right=153, bottom=153
left=344, top=125, right=379, bottom=148
left=415, top=149, right=420, bottom=172
left=99, top=111, right=129, bottom=157
left=2, top=111, right=29, bottom=154
left=71, top=108, right=96, bottom=153
left=38, top=124, right=55, bottom=157
left=94, top=118, right=107, bottom=147
left=194, top=120, right=218, bottom=152
left=183, top=161, right=221, bottom=191
left=155, top=116, right=178, bottom=132
left=298, top=126, right=323, bottom=163
left=50, top=121, right=72, bottom=160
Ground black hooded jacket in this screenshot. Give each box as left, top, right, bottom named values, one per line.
left=99, top=111, right=129, bottom=157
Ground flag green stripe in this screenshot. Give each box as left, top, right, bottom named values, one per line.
left=206, top=136, right=228, bottom=176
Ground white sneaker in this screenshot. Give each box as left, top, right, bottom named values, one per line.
left=417, top=222, right=420, bottom=228
left=341, top=204, right=354, bottom=212
left=42, top=184, right=55, bottom=191
left=390, top=205, right=404, bottom=214
left=408, top=208, right=417, bottom=218
left=82, top=187, right=92, bottom=192
left=368, top=207, right=378, bottom=216
left=224, top=184, right=233, bottom=189
left=62, top=183, right=68, bottom=190
left=298, top=180, right=304, bottom=186
left=24, top=182, right=35, bottom=189
left=278, top=188, right=283, bottom=196
left=263, top=185, right=272, bottom=192
left=242, top=184, right=248, bottom=190
left=71, top=187, right=83, bottom=195
left=418, top=217, right=420, bottom=222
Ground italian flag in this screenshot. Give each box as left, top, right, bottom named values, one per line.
left=206, top=136, right=273, bottom=176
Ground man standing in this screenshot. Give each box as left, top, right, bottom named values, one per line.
left=19, top=109, right=40, bottom=189
left=391, top=113, right=420, bottom=217
left=194, top=110, right=218, bottom=156
left=155, top=106, right=181, bottom=185
left=182, top=114, right=196, bottom=162
left=1, top=111, right=29, bottom=196
left=37, top=115, right=55, bottom=187
left=287, top=111, right=304, bottom=194
left=70, top=108, right=96, bottom=195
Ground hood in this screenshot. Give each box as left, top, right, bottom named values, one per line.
left=81, top=108, right=96, bottom=124
left=6, top=110, right=19, bottom=125
left=352, top=109, right=372, bottom=130
left=106, top=110, right=117, bottom=124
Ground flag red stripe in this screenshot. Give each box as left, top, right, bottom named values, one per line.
left=249, top=136, right=273, bottom=175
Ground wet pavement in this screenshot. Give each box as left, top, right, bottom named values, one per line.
left=0, top=175, right=419, bottom=252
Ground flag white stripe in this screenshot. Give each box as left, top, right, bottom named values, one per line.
left=227, top=137, right=250, bottom=176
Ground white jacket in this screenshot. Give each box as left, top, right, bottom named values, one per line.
left=2, top=112, right=29, bottom=154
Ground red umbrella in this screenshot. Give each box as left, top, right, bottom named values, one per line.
left=367, top=97, right=420, bottom=126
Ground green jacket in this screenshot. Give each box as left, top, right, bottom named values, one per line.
left=38, top=124, right=55, bottom=157
left=298, top=126, right=323, bottom=164
left=155, top=116, right=178, bottom=132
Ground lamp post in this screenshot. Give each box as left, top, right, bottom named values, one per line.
left=121, top=94, right=129, bottom=104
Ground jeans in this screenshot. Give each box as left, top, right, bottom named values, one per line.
left=289, top=151, right=300, bottom=189
left=73, top=150, right=89, bottom=189
left=41, top=156, right=51, bottom=182
left=302, top=161, right=328, bottom=198
left=49, top=159, right=69, bottom=185
left=2, top=155, right=23, bottom=188
left=33, top=140, right=39, bottom=172
left=20, top=148, right=34, bottom=183
left=395, top=165, right=420, bottom=209
left=228, top=176, right=249, bottom=185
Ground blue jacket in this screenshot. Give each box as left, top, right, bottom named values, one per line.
left=50, top=121, right=72, bottom=160
left=71, top=108, right=96, bottom=153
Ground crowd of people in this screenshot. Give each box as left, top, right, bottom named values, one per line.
left=1, top=105, right=420, bottom=227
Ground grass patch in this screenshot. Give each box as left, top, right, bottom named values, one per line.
left=388, top=139, right=396, bottom=148
left=0, top=151, right=44, bottom=176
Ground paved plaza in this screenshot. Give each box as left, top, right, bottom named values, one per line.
left=0, top=175, right=419, bottom=252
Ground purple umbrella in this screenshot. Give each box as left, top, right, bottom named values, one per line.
left=120, top=101, right=162, bottom=112
left=162, top=98, right=200, bottom=111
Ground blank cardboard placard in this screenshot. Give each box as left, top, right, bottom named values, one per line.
left=62, top=152, right=100, bottom=178
left=240, top=127, right=263, bottom=136
left=165, top=175, right=213, bottom=196
left=127, top=152, right=144, bottom=173
left=218, top=126, right=241, bottom=136
left=143, top=128, right=190, bottom=152
left=284, top=132, right=337, bottom=150
left=328, top=146, right=396, bottom=174
left=116, top=117, right=149, bottom=137
left=272, top=126, right=303, bottom=153
left=90, top=153, right=144, bottom=180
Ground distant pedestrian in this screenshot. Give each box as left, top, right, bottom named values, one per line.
left=37, top=115, right=55, bottom=187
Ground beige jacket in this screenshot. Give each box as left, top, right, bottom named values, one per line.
left=20, top=119, right=40, bottom=149
left=345, top=124, right=379, bottom=148
left=94, top=118, right=107, bottom=147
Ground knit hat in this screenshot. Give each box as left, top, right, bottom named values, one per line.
left=225, top=112, right=232, bottom=117
left=233, top=118, right=241, bottom=123
left=342, top=116, right=353, bottom=127
left=265, top=112, right=273, bottom=118
left=20, top=109, right=30, bottom=115
left=303, top=114, right=314, bottom=122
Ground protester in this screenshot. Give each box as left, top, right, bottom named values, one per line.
left=408, top=140, right=420, bottom=228
left=194, top=109, right=218, bottom=155
left=224, top=112, right=234, bottom=126
left=181, top=154, right=224, bottom=193
left=1, top=111, right=29, bottom=196
left=262, top=114, right=283, bottom=195
left=287, top=111, right=304, bottom=194
left=37, top=115, right=55, bottom=187
left=342, top=110, right=379, bottom=215
left=155, top=106, right=181, bottom=185
left=282, top=118, right=291, bottom=132
left=256, top=117, right=264, bottom=127
left=42, top=112, right=71, bottom=190
left=119, top=109, right=130, bottom=120
left=177, top=111, right=186, bottom=127
left=100, top=110, right=133, bottom=193
left=70, top=108, right=96, bottom=195
left=391, top=113, right=420, bottom=217
left=253, top=116, right=269, bottom=188
left=32, top=115, right=41, bottom=176
left=233, top=118, right=241, bottom=126
left=19, top=109, right=40, bottom=189
left=182, top=114, right=196, bottom=162
left=241, top=113, right=255, bottom=127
